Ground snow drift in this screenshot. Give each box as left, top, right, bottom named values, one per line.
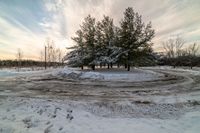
left=56, top=67, right=164, bottom=82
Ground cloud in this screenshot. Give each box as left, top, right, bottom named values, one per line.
left=0, top=0, right=200, bottom=59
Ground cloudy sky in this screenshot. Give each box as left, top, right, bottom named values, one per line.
left=0, top=0, right=200, bottom=60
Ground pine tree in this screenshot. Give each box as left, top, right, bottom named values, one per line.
left=95, top=16, right=115, bottom=68
left=65, top=8, right=155, bottom=71
left=95, top=21, right=104, bottom=67
left=65, top=30, right=85, bottom=69
left=66, top=15, right=97, bottom=70
left=81, top=15, right=96, bottom=70
left=119, top=7, right=155, bottom=71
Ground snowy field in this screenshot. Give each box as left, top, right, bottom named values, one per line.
left=0, top=66, right=200, bottom=133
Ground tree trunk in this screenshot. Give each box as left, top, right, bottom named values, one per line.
left=125, top=64, right=127, bottom=69
left=81, top=66, right=83, bottom=70
left=117, top=63, right=120, bottom=68
left=92, top=65, right=95, bottom=70
left=127, top=64, right=130, bottom=71
left=127, top=52, right=130, bottom=71
left=110, top=63, right=113, bottom=68
left=107, top=64, right=110, bottom=69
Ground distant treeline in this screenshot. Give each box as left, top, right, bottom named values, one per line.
left=1, top=56, right=199, bottom=69
left=0, top=60, right=64, bottom=68
left=158, top=55, right=200, bottom=69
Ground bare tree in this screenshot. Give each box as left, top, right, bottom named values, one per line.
left=45, top=38, right=54, bottom=66
left=56, top=48, right=63, bottom=63
left=50, top=41, right=56, bottom=63
left=162, top=39, right=175, bottom=58
left=188, top=43, right=199, bottom=56
left=52, top=48, right=57, bottom=63
left=40, top=51, right=44, bottom=62
left=175, top=37, right=185, bottom=57
left=187, top=43, right=199, bottom=69
left=16, top=48, right=23, bottom=71
left=162, top=36, right=185, bottom=68
left=162, top=36, right=185, bottom=58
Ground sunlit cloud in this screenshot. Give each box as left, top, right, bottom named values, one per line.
left=0, top=0, right=200, bottom=60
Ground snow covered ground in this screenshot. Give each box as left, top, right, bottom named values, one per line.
left=55, top=66, right=165, bottom=81
left=0, top=97, right=200, bottom=133
left=0, top=66, right=200, bottom=133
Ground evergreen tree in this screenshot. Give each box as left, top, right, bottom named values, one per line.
left=119, top=7, right=155, bottom=71
left=95, top=16, right=115, bottom=68
left=81, top=15, right=96, bottom=70
left=66, top=15, right=97, bottom=70
left=65, top=8, right=155, bottom=70
left=95, top=20, right=104, bottom=66
left=65, top=30, right=85, bottom=69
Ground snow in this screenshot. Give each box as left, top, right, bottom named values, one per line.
left=0, top=66, right=170, bottom=82
left=0, top=98, right=200, bottom=133
left=94, top=70, right=162, bottom=81
left=56, top=67, right=164, bottom=81
left=0, top=67, right=62, bottom=80
left=0, top=67, right=45, bottom=78
left=0, top=97, right=200, bottom=133
left=80, top=71, right=104, bottom=80
left=144, top=66, right=200, bottom=76
left=0, top=70, right=18, bottom=77
left=0, top=66, right=200, bottom=133
left=58, top=67, right=80, bottom=75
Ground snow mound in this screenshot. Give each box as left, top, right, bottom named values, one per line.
left=80, top=71, right=104, bottom=80
left=57, top=67, right=104, bottom=80
left=57, top=67, right=82, bottom=79
left=57, top=67, right=164, bottom=81
left=60, top=67, right=81, bottom=75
